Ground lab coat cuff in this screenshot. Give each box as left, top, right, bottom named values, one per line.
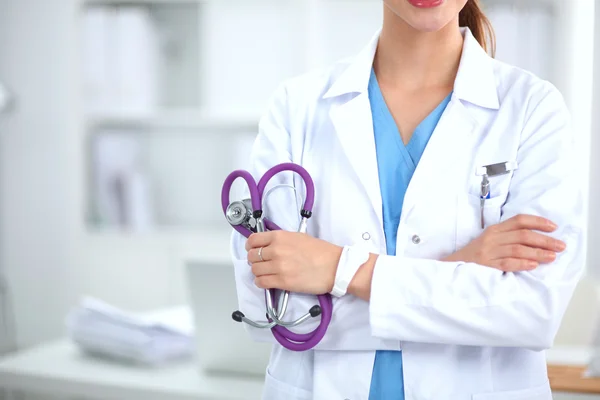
left=369, top=254, right=415, bottom=339
left=331, top=246, right=370, bottom=298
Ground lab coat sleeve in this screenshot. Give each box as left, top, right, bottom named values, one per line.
left=229, top=84, right=391, bottom=351
left=369, top=83, right=586, bottom=351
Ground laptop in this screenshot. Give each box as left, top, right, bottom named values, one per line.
left=186, top=261, right=272, bottom=377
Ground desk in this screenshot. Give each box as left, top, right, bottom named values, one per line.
left=0, top=340, right=264, bottom=400
left=545, top=346, right=600, bottom=400
left=2, top=340, right=600, bottom=400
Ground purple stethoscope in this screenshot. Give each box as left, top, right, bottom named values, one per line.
left=221, top=163, right=333, bottom=351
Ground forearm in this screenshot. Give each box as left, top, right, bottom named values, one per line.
left=348, top=240, right=582, bottom=350
left=347, top=252, right=460, bottom=301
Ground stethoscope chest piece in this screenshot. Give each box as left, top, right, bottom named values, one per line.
left=225, top=199, right=254, bottom=228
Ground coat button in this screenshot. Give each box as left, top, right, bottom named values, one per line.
left=362, top=232, right=371, bottom=240
left=412, top=234, right=421, bottom=244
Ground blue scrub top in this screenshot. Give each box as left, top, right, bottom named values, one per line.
left=368, top=69, right=452, bottom=400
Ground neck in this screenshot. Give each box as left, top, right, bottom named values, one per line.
left=374, top=5, right=464, bottom=91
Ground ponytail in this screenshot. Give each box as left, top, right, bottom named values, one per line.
left=459, top=0, right=496, bottom=57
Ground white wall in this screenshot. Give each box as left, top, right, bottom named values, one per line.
left=483, top=0, right=597, bottom=347
left=586, top=0, right=600, bottom=280
left=553, top=0, right=598, bottom=347
left=0, top=0, right=80, bottom=348
left=555, top=0, right=600, bottom=347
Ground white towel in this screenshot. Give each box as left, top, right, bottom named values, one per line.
left=66, top=297, right=194, bottom=366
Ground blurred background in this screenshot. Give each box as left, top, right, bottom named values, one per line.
left=0, top=0, right=599, bottom=399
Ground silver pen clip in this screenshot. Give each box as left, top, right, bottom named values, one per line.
left=480, top=175, right=490, bottom=229
left=476, top=161, right=518, bottom=229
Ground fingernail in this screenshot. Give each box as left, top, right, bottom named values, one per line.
left=528, top=261, right=539, bottom=269
left=556, top=241, right=567, bottom=251
left=545, top=251, right=556, bottom=260
left=549, top=221, right=558, bottom=230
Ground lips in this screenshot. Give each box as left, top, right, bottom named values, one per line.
left=407, top=0, right=444, bottom=8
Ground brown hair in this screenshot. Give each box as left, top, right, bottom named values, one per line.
left=459, top=0, right=496, bottom=57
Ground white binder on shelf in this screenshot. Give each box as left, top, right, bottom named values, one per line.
left=82, top=6, right=112, bottom=114
left=82, top=5, right=161, bottom=117
left=114, top=6, right=160, bottom=116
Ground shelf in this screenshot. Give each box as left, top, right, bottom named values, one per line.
left=82, top=226, right=234, bottom=264
left=83, top=225, right=230, bottom=238
left=85, top=110, right=260, bottom=132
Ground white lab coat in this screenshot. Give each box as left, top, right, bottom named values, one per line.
left=230, top=27, right=586, bottom=400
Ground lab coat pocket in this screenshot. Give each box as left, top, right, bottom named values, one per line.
left=456, top=193, right=504, bottom=250
left=262, top=368, right=313, bottom=400
left=472, top=381, right=552, bottom=400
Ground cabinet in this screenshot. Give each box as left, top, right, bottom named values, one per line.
left=74, top=0, right=384, bottom=308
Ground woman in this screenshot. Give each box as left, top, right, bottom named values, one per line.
left=230, top=0, right=585, bottom=399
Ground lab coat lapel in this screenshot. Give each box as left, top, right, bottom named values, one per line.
left=324, top=30, right=384, bottom=226
left=401, top=97, right=477, bottom=219
left=402, top=28, right=500, bottom=219
left=329, top=93, right=384, bottom=225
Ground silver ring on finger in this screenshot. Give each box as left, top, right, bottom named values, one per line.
left=258, top=247, right=264, bottom=262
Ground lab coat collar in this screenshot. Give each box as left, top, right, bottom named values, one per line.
left=454, top=27, right=500, bottom=109
left=322, top=27, right=500, bottom=110
left=322, top=29, right=380, bottom=99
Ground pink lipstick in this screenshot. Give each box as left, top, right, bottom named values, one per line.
left=407, top=0, right=444, bottom=8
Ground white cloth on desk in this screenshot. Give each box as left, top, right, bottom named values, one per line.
left=66, top=297, right=195, bottom=366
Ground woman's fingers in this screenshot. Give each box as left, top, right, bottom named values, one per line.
left=494, top=214, right=557, bottom=233
left=250, top=260, right=277, bottom=277
left=489, top=258, right=539, bottom=272
left=491, top=244, right=556, bottom=263
left=495, top=229, right=566, bottom=252
left=255, top=274, right=280, bottom=289
left=247, top=246, right=271, bottom=263
left=447, top=214, right=565, bottom=272
left=245, top=231, right=276, bottom=252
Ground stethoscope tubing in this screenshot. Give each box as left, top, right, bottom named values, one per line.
left=221, top=163, right=332, bottom=351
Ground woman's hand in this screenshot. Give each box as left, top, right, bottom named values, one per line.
left=443, top=214, right=567, bottom=272
left=245, top=231, right=343, bottom=295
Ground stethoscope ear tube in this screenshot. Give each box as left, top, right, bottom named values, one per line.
left=257, top=162, right=315, bottom=214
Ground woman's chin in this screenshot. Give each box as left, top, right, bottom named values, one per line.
left=406, top=16, right=454, bottom=33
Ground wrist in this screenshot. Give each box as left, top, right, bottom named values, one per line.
left=327, top=245, right=345, bottom=292
left=330, top=246, right=370, bottom=297
left=348, top=253, right=378, bottom=301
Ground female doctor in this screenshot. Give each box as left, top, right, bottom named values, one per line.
left=230, top=0, right=585, bottom=399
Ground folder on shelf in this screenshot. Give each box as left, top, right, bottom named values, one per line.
left=92, top=131, right=155, bottom=230
left=82, top=7, right=112, bottom=114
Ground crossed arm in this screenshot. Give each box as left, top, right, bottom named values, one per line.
left=231, top=84, right=585, bottom=352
